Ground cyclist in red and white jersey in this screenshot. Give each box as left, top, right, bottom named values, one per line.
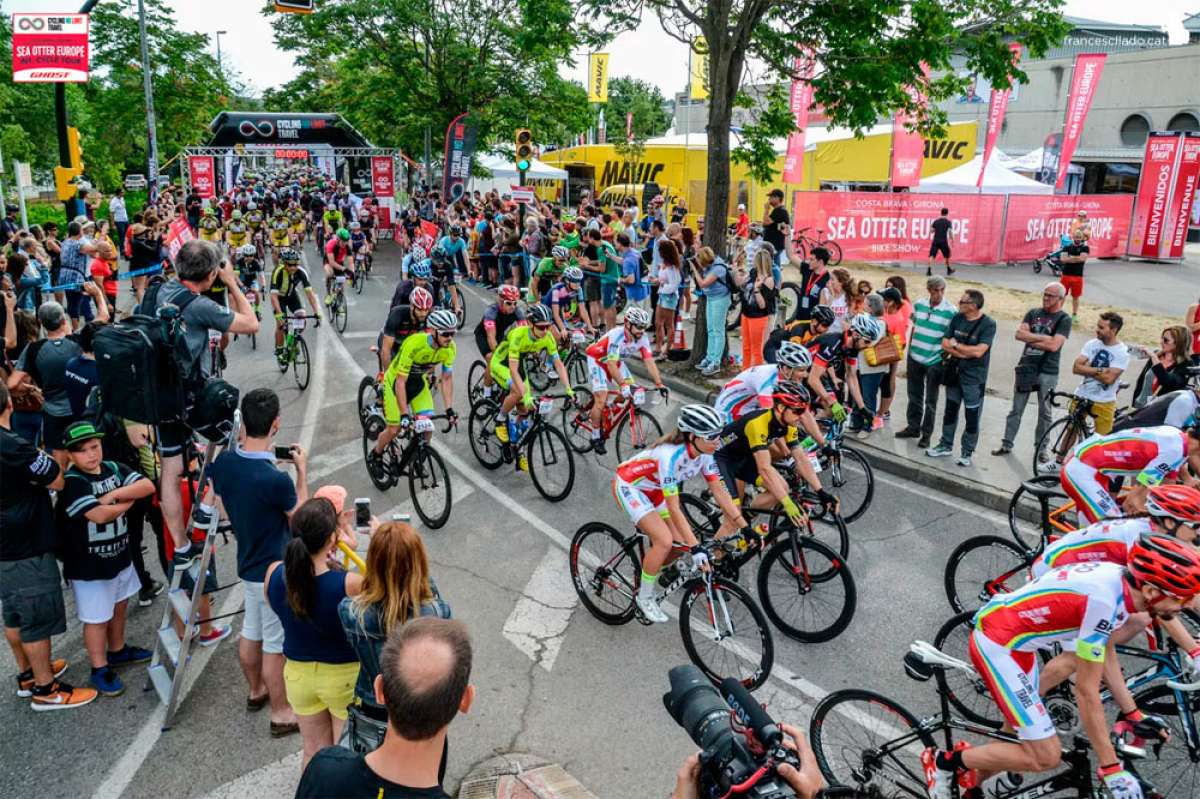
left=612, top=405, right=745, bottom=623
left=583, top=307, right=668, bottom=454
left=924, top=536, right=1200, bottom=799
left=1060, top=424, right=1200, bottom=523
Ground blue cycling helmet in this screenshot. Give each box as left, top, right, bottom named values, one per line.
left=411, top=259, right=433, bottom=279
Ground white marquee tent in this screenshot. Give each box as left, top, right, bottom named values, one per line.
left=913, top=153, right=1053, bottom=195
left=471, top=152, right=568, bottom=195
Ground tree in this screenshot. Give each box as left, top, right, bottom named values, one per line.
left=597, top=76, right=671, bottom=144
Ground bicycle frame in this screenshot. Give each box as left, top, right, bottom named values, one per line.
left=378, top=414, right=455, bottom=479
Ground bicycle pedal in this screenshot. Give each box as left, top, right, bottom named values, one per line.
left=633, top=609, right=653, bottom=626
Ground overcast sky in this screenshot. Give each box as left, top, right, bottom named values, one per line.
left=7, top=0, right=1197, bottom=98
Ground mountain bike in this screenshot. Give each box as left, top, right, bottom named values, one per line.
left=326, top=274, right=350, bottom=334
left=278, top=313, right=314, bottom=391
left=809, top=639, right=1169, bottom=798
left=569, top=525, right=774, bottom=690
left=792, top=227, right=843, bottom=266
left=360, top=410, right=455, bottom=529
left=466, top=392, right=577, bottom=502
left=560, top=383, right=666, bottom=461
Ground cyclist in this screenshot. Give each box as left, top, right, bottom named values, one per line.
left=391, top=259, right=440, bottom=311
left=490, top=303, right=574, bottom=450
left=197, top=206, right=222, bottom=243
left=269, top=247, right=322, bottom=359
left=1112, top=388, right=1199, bottom=433
left=474, top=284, right=527, bottom=399
left=926, top=536, right=1200, bottom=799
left=348, top=221, right=369, bottom=271
left=429, top=245, right=462, bottom=319
left=613, top=404, right=747, bottom=623
left=224, top=209, right=249, bottom=258
left=401, top=244, right=427, bottom=282
left=319, top=202, right=341, bottom=251
left=583, top=306, right=669, bottom=454
left=244, top=202, right=265, bottom=257
left=1061, top=424, right=1200, bottom=524
left=234, top=243, right=263, bottom=299
left=367, top=309, right=460, bottom=478
left=323, top=227, right=354, bottom=308
left=543, top=265, right=593, bottom=341
left=379, top=286, right=434, bottom=375
left=357, top=206, right=376, bottom=250
left=764, top=304, right=835, bottom=364
left=532, top=244, right=572, bottom=298
left=268, top=208, right=291, bottom=262
left=286, top=200, right=306, bottom=247
left=438, top=224, right=469, bottom=278
left=805, top=313, right=877, bottom=426
left=712, top=381, right=838, bottom=540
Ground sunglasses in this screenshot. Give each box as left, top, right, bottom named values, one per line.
left=436, top=331, right=454, bottom=339
left=533, top=324, right=552, bottom=332
left=500, top=300, right=517, bottom=307
left=627, top=323, right=647, bottom=332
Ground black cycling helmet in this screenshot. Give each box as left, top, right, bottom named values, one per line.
left=528, top=304, right=553, bottom=326
left=280, top=248, right=300, bottom=265
left=430, top=245, right=450, bottom=263
left=810, top=305, right=835, bottom=328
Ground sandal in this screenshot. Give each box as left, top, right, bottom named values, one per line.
left=246, top=693, right=269, bottom=712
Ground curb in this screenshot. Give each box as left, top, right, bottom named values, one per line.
left=457, top=754, right=598, bottom=799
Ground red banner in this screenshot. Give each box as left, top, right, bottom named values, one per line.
left=793, top=191, right=1004, bottom=263
left=890, top=64, right=929, bottom=188
left=1056, top=53, right=1106, bottom=190
left=1129, top=132, right=1183, bottom=258
left=783, top=53, right=816, bottom=184
left=370, top=156, right=395, bottom=198
left=187, top=156, right=216, bottom=199
left=1001, top=194, right=1133, bottom=262
left=164, top=218, right=194, bottom=262
left=979, top=43, right=1023, bottom=188
left=626, top=112, right=633, bottom=143
left=11, top=13, right=89, bottom=83
left=1167, top=134, right=1200, bottom=259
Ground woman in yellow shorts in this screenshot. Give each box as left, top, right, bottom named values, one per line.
left=264, top=498, right=363, bottom=771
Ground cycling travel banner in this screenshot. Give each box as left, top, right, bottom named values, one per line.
left=187, top=155, right=216, bottom=199
left=792, top=191, right=1004, bottom=263
left=782, top=51, right=816, bottom=185
left=370, top=156, right=395, bottom=200
left=442, top=112, right=479, bottom=204
left=11, top=13, right=89, bottom=83
left=1128, top=131, right=1184, bottom=260
left=1001, top=194, right=1133, bottom=262
left=978, top=42, right=1023, bottom=188
left=890, top=63, right=930, bottom=188
left=1167, top=134, right=1200, bottom=259
left=1056, top=53, right=1106, bottom=190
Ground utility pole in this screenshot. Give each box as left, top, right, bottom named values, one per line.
left=138, top=0, right=160, bottom=200
left=215, top=30, right=227, bottom=76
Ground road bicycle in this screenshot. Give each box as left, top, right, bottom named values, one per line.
left=791, top=226, right=844, bottom=266
left=943, top=534, right=1036, bottom=614
left=809, top=418, right=875, bottom=524
left=278, top=313, right=314, bottom=391
left=1033, top=387, right=1134, bottom=475
left=326, top=274, right=350, bottom=334
left=466, top=392, right=577, bottom=502
left=1007, top=475, right=1135, bottom=552
left=360, top=410, right=455, bottom=529
left=352, top=249, right=370, bottom=294
left=569, top=524, right=774, bottom=690
left=522, top=329, right=591, bottom=393
left=560, top=383, right=665, bottom=461
left=809, top=639, right=1171, bottom=798
left=436, top=281, right=466, bottom=330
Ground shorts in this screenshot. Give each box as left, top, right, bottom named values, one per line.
left=283, top=659, right=359, bottom=719
left=71, top=563, right=141, bottom=624
left=1060, top=275, right=1084, bottom=297
left=241, top=581, right=285, bottom=655
left=1061, top=457, right=1122, bottom=525
left=383, top=370, right=434, bottom=424
left=433, top=268, right=456, bottom=287
left=601, top=282, right=618, bottom=309
left=715, top=452, right=759, bottom=498
left=586, top=356, right=632, bottom=392
left=612, top=478, right=666, bottom=524
left=271, top=235, right=289, bottom=248
left=968, top=628, right=1055, bottom=741
left=658, top=292, right=680, bottom=312
left=157, top=420, right=192, bottom=458
left=1078, top=398, right=1115, bottom=435
left=474, top=329, right=493, bottom=361
left=584, top=278, right=601, bottom=302
left=929, top=241, right=951, bottom=259
left=63, top=289, right=94, bottom=322
left=0, top=553, right=67, bottom=642
left=41, top=413, right=73, bottom=451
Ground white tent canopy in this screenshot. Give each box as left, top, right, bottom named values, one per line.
left=996, top=147, right=1085, bottom=176
left=472, top=152, right=567, bottom=194
left=913, top=153, right=1053, bottom=194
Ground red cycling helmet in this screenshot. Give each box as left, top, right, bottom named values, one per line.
left=409, top=286, right=434, bottom=311
left=497, top=284, right=520, bottom=303
left=771, top=380, right=811, bottom=410
left=1145, top=484, right=1200, bottom=523
left=1128, top=534, right=1200, bottom=600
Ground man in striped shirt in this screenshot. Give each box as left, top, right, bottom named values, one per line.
left=896, top=275, right=954, bottom=448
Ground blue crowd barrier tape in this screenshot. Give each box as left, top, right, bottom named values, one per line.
left=46, top=263, right=167, bottom=294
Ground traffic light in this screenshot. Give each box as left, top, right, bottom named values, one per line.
left=67, top=126, right=84, bottom=171
left=55, top=126, right=84, bottom=201
left=514, top=129, right=533, bottom=172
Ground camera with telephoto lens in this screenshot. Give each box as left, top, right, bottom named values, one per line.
left=663, top=665, right=801, bottom=798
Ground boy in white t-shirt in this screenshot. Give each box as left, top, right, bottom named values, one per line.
left=1071, top=311, right=1129, bottom=435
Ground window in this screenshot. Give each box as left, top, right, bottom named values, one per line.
left=1119, top=114, right=1151, bottom=146
left=1167, top=112, right=1199, bottom=132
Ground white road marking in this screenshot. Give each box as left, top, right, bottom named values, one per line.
left=307, top=437, right=367, bottom=481
left=338, top=330, right=380, bottom=339
left=502, top=547, right=577, bottom=671
left=198, top=752, right=302, bottom=799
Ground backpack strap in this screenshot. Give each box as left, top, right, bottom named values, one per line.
left=21, top=338, right=47, bottom=387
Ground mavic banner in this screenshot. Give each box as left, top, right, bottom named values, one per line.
left=442, top=113, right=479, bottom=204
left=11, top=13, right=89, bottom=83
left=1056, top=53, right=1106, bottom=190
left=587, top=53, right=610, bottom=103
left=979, top=43, right=1023, bottom=188
left=782, top=52, right=816, bottom=185
left=689, top=37, right=708, bottom=101
left=1001, top=194, right=1133, bottom=262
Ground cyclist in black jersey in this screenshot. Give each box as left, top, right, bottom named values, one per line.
left=1113, top=389, right=1200, bottom=433
left=378, top=286, right=433, bottom=374
left=804, top=314, right=879, bottom=425
left=269, top=248, right=322, bottom=355
left=474, top=284, right=528, bottom=398
left=391, top=259, right=441, bottom=312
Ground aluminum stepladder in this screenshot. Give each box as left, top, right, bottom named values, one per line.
left=145, top=410, right=242, bottom=730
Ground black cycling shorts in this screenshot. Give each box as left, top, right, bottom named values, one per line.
left=714, top=451, right=759, bottom=498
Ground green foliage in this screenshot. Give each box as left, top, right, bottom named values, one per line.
left=19, top=191, right=148, bottom=230
left=731, top=83, right=793, bottom=184
left=597, top=77, right=671, bottom=146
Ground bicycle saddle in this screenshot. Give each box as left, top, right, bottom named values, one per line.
left=1019, top=479, right=1068, bottom=500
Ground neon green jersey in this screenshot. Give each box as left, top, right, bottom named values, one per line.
left=493, top=325, right=560, bottom=364
left=388, top=331, right=456, bottom=377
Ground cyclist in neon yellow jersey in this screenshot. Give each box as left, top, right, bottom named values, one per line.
left=367, top=309, right=459, bottom=476
left=490, top=304, right=574, bottom=444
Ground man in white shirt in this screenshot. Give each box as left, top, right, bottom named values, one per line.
left=109, top=189, right=129, bottom=261
left=1072, top=311, right=1129, bottom=435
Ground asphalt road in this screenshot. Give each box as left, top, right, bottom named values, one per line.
left=1, top=241, right=1178, bottom=799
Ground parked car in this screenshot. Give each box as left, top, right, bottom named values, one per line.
left=124, top=173, right=147, bottom=189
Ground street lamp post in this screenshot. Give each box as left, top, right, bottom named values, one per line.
left=138, top=0, right=160, bottom=200
left=215, top=30, right=227, bottom=76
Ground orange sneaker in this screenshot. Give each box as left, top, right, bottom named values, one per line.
left=16, top=659, right=68, bottom=698
left=30, top=680, right=98, bottom=712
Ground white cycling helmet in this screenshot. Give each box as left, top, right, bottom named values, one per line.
left=551, top=245, right=570, bottom=260
left=426, top=309, right=458, bottom=332
left=775, top=340, right=813, bottom=369
left=849, top=313, right=885, bottom=344
left=623, top=307, right=650, bottom=328
left=677, top=404, right=725, bottom=438
left=238, top=244, right=257, bottom=258
left=563, top=266, right=584, bottom=283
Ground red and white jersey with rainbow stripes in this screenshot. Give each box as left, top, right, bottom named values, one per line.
left=615, top=442, right=720, bottom=501
left=974, top=561, right=1133, bottom=662
left=1030, top=518, right=1152, bottom=579
left=585, top=326, right=653, bottom=362
left=1070, top=426, right=1188, bottom=484
left=714, top=365, right=779, bottom=420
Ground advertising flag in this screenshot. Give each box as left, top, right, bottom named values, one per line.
left=782, top=52, right=816, bottom=185
left=1167, top=134, right=1200, bottom=259
left=587, top=53, right=610, bottom=103
left=371, top=156, right=395, bottom=198
left=164, top=218, right=194, bottom=262
left=891, top=63, right=929, bottom=188
left=1128, top=132, right=1182, bottom=259
left=978, top=42, right=1023, bottom=187
left=442, top=113, right=479, bottom=203
left=11, top=13, right=89, bottom=83
left=187, top=156, right=216, bottom=199
left=626, top=112, right=634, bottom=143
left=689, top=37, right=709, bottom=101
left=1056, top=53, right=1106, bottom=190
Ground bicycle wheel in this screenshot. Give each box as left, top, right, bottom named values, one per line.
left=767, top=506, right=850, bottom=562
left=357, top=375, right=381, bottom=429
left=678, top=576, right=773, bottom=690
left=756, top=537, right=856, bottom=643
left=292, top=335, right=311, bottom=390
left=566, top=352, right=588, bottom=388
left=333, top=293, right=348, bottom=334
left=680, top=493, right=721, bottom=538
left=362, top=428, right=394, bottom=491
left=825, top=446, right=874, bottom=524
left=933, top=610, right=1004, bottom=728
left=467, top=399, right=505, bottom=470
left=354, top=268, right=365, bottom=294
left=614, top=408, right=663, bottom=462
left=821, top=239, right=843, bottom=266
left=809, top=688, right=934, bottom=794
left=1133, top=683, right=1200, bottom=799
left=467, top=360, right=487, bottom=406
left=523, top=352, right=552, bottom=392
left=944, top=535, right=1030, bottom=614
left=409, top=445, right=452, bottom=529
left=561, top=388, right=596, bottom=454
left=527, top=424, right=575, bottom=502
left=1007, top=476, right=1062, bottom=551
left=1032, top=415, right=1081, bottom=475
left=775, top=281, right=801, bottom=327
left=569, top=522, right=639, bottom=625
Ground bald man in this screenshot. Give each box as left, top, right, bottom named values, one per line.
left=994, top=282, right=1072, bottom=459
left=296, top=618, right=472, bottom=798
